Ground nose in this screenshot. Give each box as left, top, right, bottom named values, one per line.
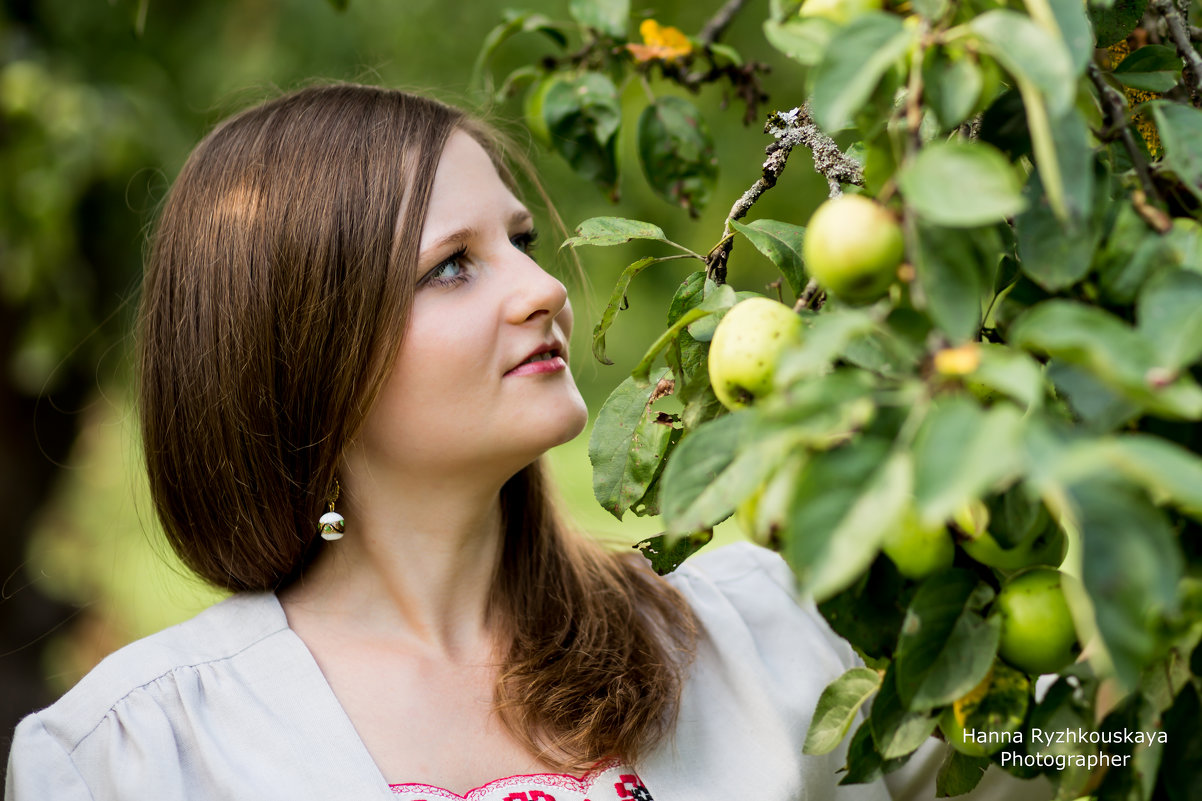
left=505, top=249, right=569, bottom=328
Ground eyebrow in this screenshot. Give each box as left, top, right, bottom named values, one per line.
left=422, top=209, right=534, bottom=257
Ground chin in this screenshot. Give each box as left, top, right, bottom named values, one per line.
left=544, top=393, right=589, bottom=447
left=516, top=393, right=589, bottom=460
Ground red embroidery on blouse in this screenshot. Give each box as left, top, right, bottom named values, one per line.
left=388, top=758, right=639, bottom=801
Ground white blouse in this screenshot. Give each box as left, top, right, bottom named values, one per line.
left=4, top=542, right=1041, bottom=801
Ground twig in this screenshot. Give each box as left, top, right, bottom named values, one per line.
left=706, top=103, right=863, bottom=283
left=905, top=22, right=928, bottom=156
left=1133, top=189, right=1174, bottom=232
left=698, top=0, right=750, bottom=45
left=1152, top=0, right=1202, bottom=106
left=1087, top=63, right=1164, bottom=206
left=793, top=278, right=825, bottom=311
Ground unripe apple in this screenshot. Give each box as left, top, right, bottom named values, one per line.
left=881, top=505, right=955, bottom=580
left=798, top=0, right=883, bottom=25
left=994, top=568, right=1080, bottom=675
left=803, top=194, right=904, bottom=304
left=707, top=297, right=804, bottom=410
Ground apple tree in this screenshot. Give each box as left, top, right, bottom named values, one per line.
left=479, top=0, right=1202, bottom=797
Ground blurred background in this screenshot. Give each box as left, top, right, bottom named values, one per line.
left=0, top=0, right=833, bottom=765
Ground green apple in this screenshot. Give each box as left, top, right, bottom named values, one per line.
left=802, top=194, right=904, bottom=304
left=707, top=297, right=804, bottom=410
left=798, top=0, right=883, bottom=25
left=881, top=505, right=954, bottom=580
left=994, top=568, right=1080, bottom=675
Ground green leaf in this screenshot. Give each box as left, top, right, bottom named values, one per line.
left=1093, top=201, right=1168, bottom=304
left=754, top=369, right=879, bottom=448
left=1089, top=0, right=1148, bottom=48
left=808, top=13, right=914, bottom=133
left=871, top=663, right=940, bottom=759
left=666, top=271, right=709, bottom=326
left=1149, top=101, right=1202, bottom=203
left=632, top=284, right=736, bottom=384
left=659, top=411, right=748, bottom=528
left=969, top=344, right=1045, bottom=411
left=589, top=368, right=675, bottom=520
left=775, top=307, right=879, bottom=385
left=803, top=667, right=883, bottom=755
left=1011, top=300, right=1202, bottom=419
left=707, top=42, right=743, bottom=67
left=626, top=427, right=681, bottom=517
left=1047, top=106, right=1097, bottom=223
left=637, top=96, right=718, bottom=216
left=541, top=73, right=622, bottom=194
left=1014, top=151, right=1102, bottom=291
left=839, top=720, right=907, bottom=785
left=1098, top=434, right=1202, bottom=520
left=946, top=663, right=1030, bottom=757
left=592, top=257, right=656, bottom=365
left=763, top=16, right=836, bottom=67
left=912, top=398, right=1026, bottom=528
left=473, top=13, right=568, bottom=91
left=785, top=445, right=913, bottom=601
left=819, top=558, right=914, bottom=661
left=632, top=530, right=713, bottom=575
left=729, top=219, right=807, bottom=297
left=1071, top=478, right=1184, bottom=688
left=1137, top=268, right=1202, bottom=371
left=1048, top=361, right=1141, bottom=432
left=894, top=570, right=1000, bottom=710
left=922, top=47, right=983, bottom=131
left=969, top=10, right=1076, bottom=113
left=562, top=216, right=667, bottom=248
left=569, top=0, right=629, bottom=37
left=912, top=0, right=949, bottom=22
left=1114, top=45, right=1184, bottom=93
left=1048, top=0, right=1096, bottom=75
left=898, top=141, right=1026, bottom=227
left=936, top=748, right=990, bottom=796
left=1158, top=683, right=1202, bottom=801
left=665, top=429, right=800, bottom=536
left=912, top=224, right=986, bottom=342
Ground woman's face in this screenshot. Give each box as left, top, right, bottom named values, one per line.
left=353, top=130, right=588, bottom=480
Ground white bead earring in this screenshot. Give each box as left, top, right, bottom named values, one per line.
left=318, top=478, right=345, bottom=541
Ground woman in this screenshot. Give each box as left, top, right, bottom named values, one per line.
left=5, top=84, right=1014, bottom=801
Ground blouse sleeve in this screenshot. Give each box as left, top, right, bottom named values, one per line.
left=5, top=714, right=95, bottom=801
left=661, top=542, right=1050, bottom=801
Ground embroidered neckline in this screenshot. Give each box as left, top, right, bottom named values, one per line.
left=388, top=758, right=622, bottom=799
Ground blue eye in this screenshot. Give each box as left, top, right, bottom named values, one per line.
left=422, top=249, right=469, bottom=288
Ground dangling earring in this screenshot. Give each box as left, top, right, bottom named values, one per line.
left=318, top=478, right=345, bottom=541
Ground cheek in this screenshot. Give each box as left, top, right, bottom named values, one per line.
left=394, top=307, right=493, bottom=393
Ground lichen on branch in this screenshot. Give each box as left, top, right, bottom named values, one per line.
left=707, top=103, right=864, bottom=283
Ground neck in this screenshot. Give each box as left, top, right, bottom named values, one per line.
left=282, top=461, right=514, bottom=662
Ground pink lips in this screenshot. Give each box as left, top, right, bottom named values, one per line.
left=505, top=355, right=567, bottom=377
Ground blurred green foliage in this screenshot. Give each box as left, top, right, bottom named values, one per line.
left=7, top=0, right=819, bottom=678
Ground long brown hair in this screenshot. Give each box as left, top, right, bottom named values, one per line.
left=137, top=83, right=695, bottom=770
